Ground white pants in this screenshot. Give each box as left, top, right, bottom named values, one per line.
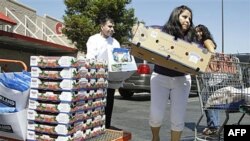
left=149, top=72, right=191, bottom=131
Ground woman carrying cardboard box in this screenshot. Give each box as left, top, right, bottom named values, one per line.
left=149, top=5, right=196, bottom=141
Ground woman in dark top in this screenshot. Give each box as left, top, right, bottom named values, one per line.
left=195, top=24, right=216, bottom=53
left=149, top=5, right=196, bottom=141
left=195, top=24, right=219, bottom=136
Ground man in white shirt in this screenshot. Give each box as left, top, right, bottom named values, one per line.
left=86, top=17, right=121, bottom=129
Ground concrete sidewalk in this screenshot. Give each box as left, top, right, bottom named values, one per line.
left=112, top=94, right=250, bottom=141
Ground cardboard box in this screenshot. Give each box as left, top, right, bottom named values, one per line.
left=30, top=56, right=76, bottom=68
left=107, top=48, right=137, bottom=89
left=31, top=67, right=78, bottom=79
left=27, top=130, right=73, bottom=141
left=0, top=109, right=27, bottom=140
left=29, top=89, right=105, bottom=102
left=131, top=23, right=212, bottom=74
left=108, top=48, right=137, bottom=72
left=27, top=107, right=105, bottom=125
left=31, top=67, right=108, bottom=80
left=27, top=126, right=105, bottom=141
left=28, top=98, right=106, bottom=113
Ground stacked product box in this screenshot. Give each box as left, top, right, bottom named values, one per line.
left=27, top=56, right=108, bottom=141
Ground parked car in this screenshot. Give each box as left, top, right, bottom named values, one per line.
left=118, top=56, right=198, bottom=99
left=118, top=57, right=153, bottom=99
left=118, top=53, right=250, bottom=99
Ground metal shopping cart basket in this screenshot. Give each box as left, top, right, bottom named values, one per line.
left=238, top=62, right=250, bottom=124
left=194, top=53, right=250, bottom=141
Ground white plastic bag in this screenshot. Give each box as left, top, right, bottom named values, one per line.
left=0, top=83, right=29, bottom=111
left=0, top=73, right=30, bottom=111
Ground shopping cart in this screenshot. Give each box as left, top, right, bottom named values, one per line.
left=194, top=53, right=250, bottom=141
left=237, top=62, right=250, bottom=124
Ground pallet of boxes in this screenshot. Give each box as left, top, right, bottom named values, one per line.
left=27, top=55, right=134, bottom=141
left=27, top=56, right=108, bottom=140
left=130, top=23, right=212, bottom=75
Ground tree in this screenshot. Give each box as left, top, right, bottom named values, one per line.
left=63, top=0, right=137, bottom=52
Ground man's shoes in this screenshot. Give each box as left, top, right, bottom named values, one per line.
left=107, top=126, right=122, bottom=131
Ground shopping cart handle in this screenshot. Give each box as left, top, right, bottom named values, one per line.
left=0, top=59, right=27, bottom=71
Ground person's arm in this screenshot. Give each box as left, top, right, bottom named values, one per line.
left=113, top=38, right=121, bottom=48
left=203, top=39, right=215, bottom=53
left=86, top=36, right=98, bottom=59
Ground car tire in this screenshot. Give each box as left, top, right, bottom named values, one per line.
left=118, top=88, right=134, bottom=99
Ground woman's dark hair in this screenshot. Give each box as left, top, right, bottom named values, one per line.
left=195, top=24, right=217, bottom=48
left=162, top=5, right=195, bottom=42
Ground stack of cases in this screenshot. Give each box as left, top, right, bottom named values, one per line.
left=27, top=56, right=108, bottom=141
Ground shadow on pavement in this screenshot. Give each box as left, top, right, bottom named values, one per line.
left=115, top=93, right=150, bottom=101
left=184, top=122, right=196, bottom=131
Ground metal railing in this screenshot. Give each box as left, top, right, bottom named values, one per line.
left=5, top=7, right=69, bottom=46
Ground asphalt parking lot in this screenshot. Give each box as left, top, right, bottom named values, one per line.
left=112, top=92, right=250, bottom=141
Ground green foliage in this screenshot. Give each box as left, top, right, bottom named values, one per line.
left=63, top=0, right=137, bottom=51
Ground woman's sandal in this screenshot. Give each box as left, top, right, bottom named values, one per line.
left=202, top=128, right=218, bottom=135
